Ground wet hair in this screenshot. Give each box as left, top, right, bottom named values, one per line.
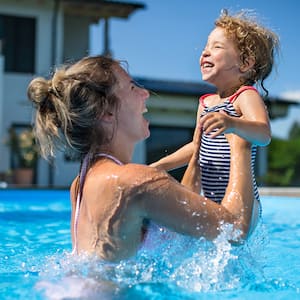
left=215, top=9, right=280, bottom=96
left=27, top=55, right=121, bottom=160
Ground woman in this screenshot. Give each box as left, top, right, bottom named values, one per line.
left=28, top=55, right=256, bottom=262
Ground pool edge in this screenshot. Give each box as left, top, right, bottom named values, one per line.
left=259, top=187, right=300, bottom=197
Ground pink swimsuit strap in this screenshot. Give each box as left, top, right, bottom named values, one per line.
left=72, top=152, right=123, bottom=254
left=199, top=85, right=258, bottom=107
left=228, top=86, right=258, bottom=103
left=96, top=153, right=123, bottom=165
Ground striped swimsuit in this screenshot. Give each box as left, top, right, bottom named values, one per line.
left=199, top=86, right=260, bottom=204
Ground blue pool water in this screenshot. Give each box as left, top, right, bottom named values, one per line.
left=0, top=189, right=300, bottom=299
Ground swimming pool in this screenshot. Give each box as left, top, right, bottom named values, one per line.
left=1, top=189, right=299, bottom=299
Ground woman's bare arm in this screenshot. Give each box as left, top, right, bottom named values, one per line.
left=128, top=134, right=254, bottom=241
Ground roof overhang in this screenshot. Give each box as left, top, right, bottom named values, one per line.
left=62, top=0, right=145, bottom=19
left=134, top=77, right=216, bottom=97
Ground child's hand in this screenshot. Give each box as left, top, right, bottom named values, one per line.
left=200, top=110, right=234, bottom=138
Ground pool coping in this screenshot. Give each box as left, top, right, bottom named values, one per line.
left=1, top=184, right=300, bottom=197
left=259, top=187, right=300, bottom=197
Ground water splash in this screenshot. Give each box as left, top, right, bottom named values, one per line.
left=33, top=221, right=273, bottom=299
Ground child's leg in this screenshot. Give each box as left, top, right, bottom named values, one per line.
left=221, top=134, right=255, bottom=238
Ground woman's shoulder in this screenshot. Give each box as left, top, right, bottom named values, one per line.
left=113, top=164, right=175, bottom=199
left=119, top=163, right=170, bottom=184
left=87, top=163, right=172, bottom=209
left=89, top=162, right=171, bottom=191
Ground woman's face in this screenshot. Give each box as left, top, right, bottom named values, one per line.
left=113, top=66, right=150, bottom=143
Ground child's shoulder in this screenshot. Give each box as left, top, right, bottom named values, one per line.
left=229, top=86, right=259, bottom=103
left=199, top=93, right=218, bottom=108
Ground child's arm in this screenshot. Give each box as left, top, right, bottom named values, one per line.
left=150, top=142, right=194, bottom=171
left=181, top=123, right=202, bottom=193
left=199, top=89, right=271, bottom=146
left=150, top=101, right=204, bottom=171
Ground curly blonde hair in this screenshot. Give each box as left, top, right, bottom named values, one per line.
left=27, top=56, right=120, bottom=160
left=216, top=9, right=280, bottom=95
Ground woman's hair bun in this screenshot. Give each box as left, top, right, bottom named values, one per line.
left=27, top=77, right=51, bottom=106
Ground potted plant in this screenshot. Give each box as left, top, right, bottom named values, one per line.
left=8, top=126, right=38, bottom=185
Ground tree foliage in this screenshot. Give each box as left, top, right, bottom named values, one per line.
left=264, top=121, right=300, bottom=186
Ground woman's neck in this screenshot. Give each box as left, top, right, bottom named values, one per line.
left=96, top=153, right=123, bottom=165
left=98, top=145, right=133, bottom=165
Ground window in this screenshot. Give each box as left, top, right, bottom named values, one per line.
left=0, top=14, right=36, bottom=73
left=146, top=125, right=194, bottom=181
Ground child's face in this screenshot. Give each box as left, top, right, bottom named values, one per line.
left=199, top=27, right=243, bottom=88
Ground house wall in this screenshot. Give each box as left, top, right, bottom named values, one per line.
left=0, top=1, right=68, bottom=185
left=0, top=1, right=51, bottom=176
left=63, top=15, right=90, bottom=61
left=0, top=0, right=54, bottom=73
left=147, top=94, right=198, bottom=128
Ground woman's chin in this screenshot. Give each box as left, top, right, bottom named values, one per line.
left=143, top=126, right=150, bottom=140
left=143, top=119, right=150, bottom=139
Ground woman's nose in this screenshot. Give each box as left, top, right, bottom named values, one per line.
left=140, top=87, right=150, bottom=99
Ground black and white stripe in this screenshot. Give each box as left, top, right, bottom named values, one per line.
left=199, top=100, right=260, bottom=204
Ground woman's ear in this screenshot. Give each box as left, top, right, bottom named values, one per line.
left=101, top=112, right=114, bottom=123
left=240, top=56, right=255, bottom=73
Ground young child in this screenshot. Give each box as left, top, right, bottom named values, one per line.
left=151, top=9, right=279, bottom=204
